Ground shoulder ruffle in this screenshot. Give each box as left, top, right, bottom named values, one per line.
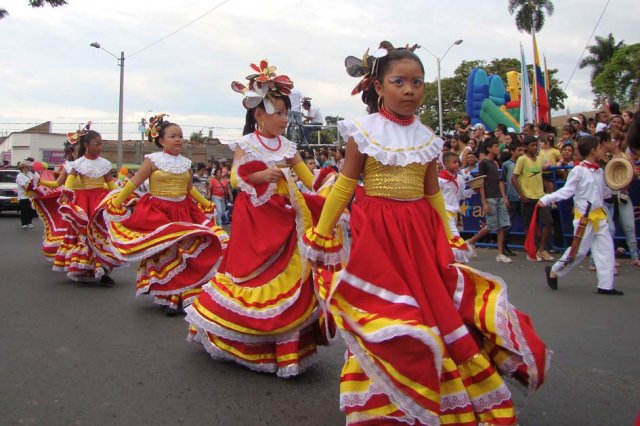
left=145, top=152, right=192, bottom=174
left=71, top=156, right=112, bottom=178
left=227, top=133, right=297, bottom=162
left=338, top=114, right=443, bottom=166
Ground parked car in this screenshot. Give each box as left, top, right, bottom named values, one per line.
left=0, top=169, right=20, bottom=213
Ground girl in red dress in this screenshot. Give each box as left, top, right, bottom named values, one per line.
left=302, top=42, right=551, bottom=426
left=185, top=61, right=327, bottom=377
left=52, top=125, right=125, bottom=285
left=101, top=115, right=228, bottom=315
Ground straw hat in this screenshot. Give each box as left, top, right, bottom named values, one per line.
left=604, top=158, right=633, bottom=190
left=19, top=161, right=33, bottom=170
left=467, top=175, right=486, bottom=190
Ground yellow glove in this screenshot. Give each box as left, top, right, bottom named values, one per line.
left=316, top=174, right=357, bottom=236
left=229, top=166, right=238, bottom=190
left=189, top=187, right=212, bottom=209
left=39, top=179, right=60, bottom=189
left=292, top=161, right=314, bottom=190
left=63, top=174, right=76, bottom=189
left=106, top=180, right=117, bottom=190
left=113, top=181, right=137, bottom=207
left=425, top=191, right=452, bottom=239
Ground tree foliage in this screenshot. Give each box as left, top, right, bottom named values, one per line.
left=593, top=44, right=640, bottom=105
left=578, top=33, right=625, bottom=102
left=419, top=57, right=567, bottom=133
left=507, top=0, right=555, bottom=34
left=0, top=0, right=67, bottom=19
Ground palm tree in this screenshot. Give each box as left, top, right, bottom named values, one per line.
left=1, top=0, right=67, bottom=20
left=579, top=33, right=625, bottom=85
left=508, top=0, right=555, bottom=34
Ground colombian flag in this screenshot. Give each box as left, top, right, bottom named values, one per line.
left=532, top=33, right=550, bottom=124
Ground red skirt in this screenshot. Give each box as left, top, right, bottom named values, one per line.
left=31, top=187, right=67, bottom=260
left=186, top=190, right=325, bottom=377
left=321, top=195, right=550, bottom=426
left=53, top=188, right=125, bottom=281
left=103, top=193, right=227, bottom=308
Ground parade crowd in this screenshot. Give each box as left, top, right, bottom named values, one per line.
left=9, top=41, right=640, bottom=425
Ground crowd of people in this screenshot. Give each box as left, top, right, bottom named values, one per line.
left=10, top=40, right=640, bottom=425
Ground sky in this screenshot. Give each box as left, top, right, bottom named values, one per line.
left=0, top=0, right=637, bottom=142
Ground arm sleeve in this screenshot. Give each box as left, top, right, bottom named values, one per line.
left=63, top=174, right=76, bottom=189
left=106, top=180, right=117, bottom=190
left=425, top=191, right=452, bottom=239
left=292, top=161, right=314, bottom=190
left=315, top=174, right=357, bottom=236
left=39, top=179, right=60, bottom=188
left=540, top=167, right=579, bottom=206
left=112, top=181, right=137, bottom=207
left=189, top=187, right=211, bottom=207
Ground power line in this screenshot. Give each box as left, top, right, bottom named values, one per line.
left=127, top=0, right=233, bottom=59
left=563, top=0, right=611, bottom=92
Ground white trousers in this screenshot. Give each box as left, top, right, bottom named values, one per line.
left=552, top=218, right=614, bottom=290
left=448, top=214, right=460, bottom=238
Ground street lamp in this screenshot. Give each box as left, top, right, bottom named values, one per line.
left=420, top=39, right=463, bottom=137
left=90, top=42, right=125, bottom=169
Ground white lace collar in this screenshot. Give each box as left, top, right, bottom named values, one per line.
left=226, top=132, right=297, bottom=162
left=71, top=156, right=112, bottom=178
left=338, top=113, right=443, bottom=166
left=146, top=151, right=192, bottom=174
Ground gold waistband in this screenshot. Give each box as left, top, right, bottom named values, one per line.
left=78, top=175, right=105, bottom=189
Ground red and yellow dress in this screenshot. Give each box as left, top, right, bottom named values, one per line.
left=304, top=114, right=551, bottom=426
left=101, top=152, right=228, bottom=309
left=53, top=156, right=126, bottom=281
left=185, top=132, right=324, bottom=377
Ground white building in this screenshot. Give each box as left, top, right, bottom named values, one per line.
left=0, top=122, right=67, bottom=166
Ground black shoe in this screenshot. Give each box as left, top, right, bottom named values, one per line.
left=100, top=275, right=116, bottom=287
left=164, top=306, right=182, bottom=316
left=544, top=266, right=557, bottom=290
left=504, top=247, right=517, bottom=257
left=597, top=288, right=624, bottom=296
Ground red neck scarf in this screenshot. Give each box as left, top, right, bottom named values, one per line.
left=580, top=161, right=600, bottom=170
left=438, top=169, right=459, bottom=190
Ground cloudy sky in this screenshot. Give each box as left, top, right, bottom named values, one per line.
left=1, top=0, right=637, bottom=142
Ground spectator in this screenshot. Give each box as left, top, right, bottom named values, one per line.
left=208, top=166, right=233, bottom=226
left=501, top=141, right=525, bottom=256
left=16, top=161, right=38, bottom=229
left=302, top=97, right=324, bottom=142
left=288, top=85, right=304, bottom=126
left=467, top=139, right=512, bottom=263
left=511, top=136, right=554, bottom=262
left=192, top=163, right=209, bottom=197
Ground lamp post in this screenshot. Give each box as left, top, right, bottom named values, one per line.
left=90, top=42, right=125, bottom=169
left=420, top=39, right=463, bottom=137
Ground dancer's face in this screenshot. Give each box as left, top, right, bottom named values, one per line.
left=85, top=136, right=104, bottom=157
left=374, top=58, right=424, bottom=119
left=256, top=98, right=289, bottom=138
left=160, top=125, right=184, bottom=155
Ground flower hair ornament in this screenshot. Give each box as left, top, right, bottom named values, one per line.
left=345, top=42, right=420, bottom=96
left=146, top=113, right=168, bottom=142
left=231, top=60, right=293, bottom=114
left=66, top=121, right=92, bottom=144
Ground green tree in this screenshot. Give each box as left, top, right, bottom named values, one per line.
left=190, top=130, right=204, bottom=144
left=1, top=0, right=67, bottom=19
left=579, top=33, right=625, bottom=99
left=507, top=0, right=555, bottom=34
left=593, top=44, right=640, bottom=105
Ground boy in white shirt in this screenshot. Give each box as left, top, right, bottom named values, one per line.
left=438, top=152, right=475, bottom=263
left=538, top=136, right=622, bottom=295
left=15, top=161, right=39, bottom=229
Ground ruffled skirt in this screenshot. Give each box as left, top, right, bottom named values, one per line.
left=53, top=188, right=126, bottom=281
left=31, top=187, right=67, bottom=260
left=185, top=191, right=325, bottom=377
left=321, top=195, right=550, bottom=426
left=102, top=193, right=227, bottom=309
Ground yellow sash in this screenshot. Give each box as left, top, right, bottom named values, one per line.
left=573, top=207, right=606, bottom=231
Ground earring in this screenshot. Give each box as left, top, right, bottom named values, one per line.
left=377, top=96, right=384, bottom=111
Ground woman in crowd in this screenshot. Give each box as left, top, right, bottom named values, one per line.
left=302, top=41, right=550, bottom=425
left=103, top=115, right=228, bottom=314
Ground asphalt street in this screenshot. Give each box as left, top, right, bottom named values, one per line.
left=1, top=213, right=638, bottom=426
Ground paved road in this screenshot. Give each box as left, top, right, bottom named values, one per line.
left=1, top=213, right=638, bottom=425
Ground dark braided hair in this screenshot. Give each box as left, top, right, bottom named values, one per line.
left=242, top=95, right=292, bottom=136
left=77, top=130, right=101, bottom=157
left=361, top=41, right=425, bottom=114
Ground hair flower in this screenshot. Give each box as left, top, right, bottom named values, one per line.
left=231, top=60, right=293, bottom=114
left=67, top=121, right=92, bottom=144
